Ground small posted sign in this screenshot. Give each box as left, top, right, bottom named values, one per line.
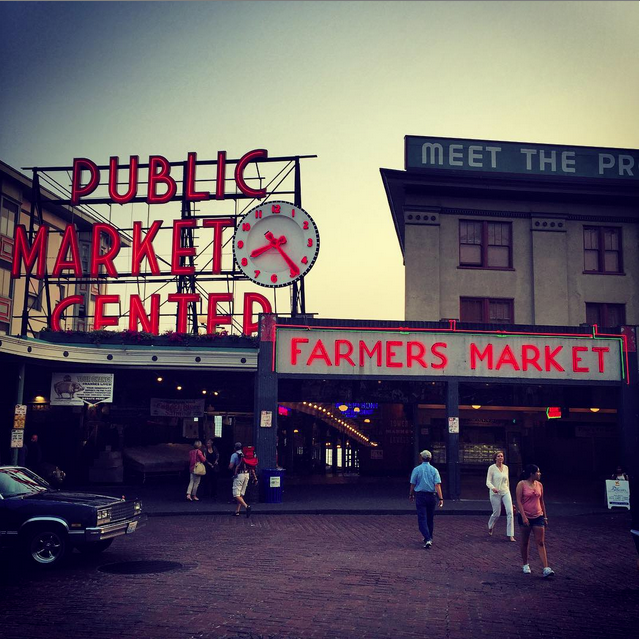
left=11, top=430, right=24, bottom=449
left=13, top=404, right=27, bottom=429
left=605, top=480, right=630, bottom=510
left=448, top=417, right=459, bottom=434
left=260, top=410, right=273, bottom=428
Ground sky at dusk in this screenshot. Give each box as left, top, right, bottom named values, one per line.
left=0, top=1, right=637, bottom=328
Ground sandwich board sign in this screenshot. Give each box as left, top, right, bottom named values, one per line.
left=605, top=480, right=630, bottom=510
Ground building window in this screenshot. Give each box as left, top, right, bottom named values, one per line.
left=1, top=197, right=18, bottom=239
left=460, top=297, right=514, bottom=323
left=459, top=220, right=511, bottom=268
left=586, top=303, right=625, bottom=328
left=0, top=266, right=12, bottom=299
left=583, top=226, right=622, bottom=274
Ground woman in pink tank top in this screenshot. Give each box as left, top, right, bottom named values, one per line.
left=515, top=464, right=554, bottom=578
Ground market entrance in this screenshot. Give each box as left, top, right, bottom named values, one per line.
left=254, top=317, right=632, bottom=504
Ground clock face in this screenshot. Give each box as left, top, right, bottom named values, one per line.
left=233, top=201, right=320, bottom=288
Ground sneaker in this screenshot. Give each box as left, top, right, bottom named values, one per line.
left=423, top=540, right=432, bottom=548
left=543, top=567, right=555, bottom=578
left=522, top=564, right=531, bottom=574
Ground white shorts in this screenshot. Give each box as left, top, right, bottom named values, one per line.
left=232, top=473, right=249, bottom=497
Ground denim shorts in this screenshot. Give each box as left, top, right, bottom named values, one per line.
left=517, top=514, right=546, bottom=527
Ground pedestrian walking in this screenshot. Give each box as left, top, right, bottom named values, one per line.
left=229, top=442, right=257, bottom=517
left=515, top=463, right=555, bottom=577
left=486, top=450, right=516, bottom=541
left=186, top=440, right=206, bottom=502
left=201, top=438, right=220, bottom=498
left=409, top=449, right=444, bottom=548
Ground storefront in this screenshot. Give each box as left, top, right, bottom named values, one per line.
left=252, top=316, right=636, bottom=499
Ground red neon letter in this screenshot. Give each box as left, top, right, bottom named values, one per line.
left=52, top=224, right=83, bottom=277
left=521, top=345, right=542, bottom=371
left=591, top=346, right=609, bottom=373
left=147, top=155, right=177, bottom=204
left=216, top=151, right=226, bottom=200
left=335, top=340, right=356, bottom=367
left=167, top=293, right=200, bottom=333
left=572, top=346, right=589, bottom=373
left=290, top=338, right=309, bottom=366
left=11, top=225, right=48, bottom=278
left=132, top=220, right=162, bottom=276
left=242, top=292, right=272, bottom=336
left=431, top=342, right=448, bottom=369
left=203, top=218, right=234, bottom=273
left=544, top=345, right=564, bottom=372
left=185, top=152, right=210, bottom=202
left=407, top=341, right=428, bottom=368
left=94, top=295, right=120, bottom=330
left=171, top=219, right=197, bottom=275
left=129, top=294, right=160, bottom=334
left=385, top=341, right=403, bottom=368
left=108, top=155, right=139, bottom=204
left=71, top=158, right=100, bottom=205
left=206, top=293, right=233, bottom=333
left=307, top=339, right=333, bottom=367
left=234, top=149, right=267, bottom=198
left=90, top=223, right=121, bottom=277
left=470, top=343, right=493, bottom=370
left=51, top=295, right=83, bottom=331
left=359, top=340, right=382, bottom=367
left=495, top=345, right=520, bottom=371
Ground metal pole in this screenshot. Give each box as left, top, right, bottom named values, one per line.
left=11, top=362, right=26, bottom=465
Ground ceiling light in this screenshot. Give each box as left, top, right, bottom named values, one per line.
left=156, top=377, right=163, bottom=382
left=202, top=390, right=207, bottom=395
left=472, top=404, right=481, bottom=410
left=177, top=386, right=182, bottom=391
left=589, top=407, right=600, bottom=413
left=338, top=404, right=348, bottom=412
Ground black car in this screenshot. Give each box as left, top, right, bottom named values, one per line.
left=0, top=466, right=147, bottom=568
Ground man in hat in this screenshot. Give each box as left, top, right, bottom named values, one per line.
left=229, top=442, right=256, bottom=517
left=409, top=449, right=444, bottom=548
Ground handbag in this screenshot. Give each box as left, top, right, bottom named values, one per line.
left=193, top=461, right=206, bottom=476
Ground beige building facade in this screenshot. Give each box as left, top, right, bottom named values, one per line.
left=382, top=137, right=638, bottom=330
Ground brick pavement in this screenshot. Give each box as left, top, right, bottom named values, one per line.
left=0, top=513, right=636, bottom=639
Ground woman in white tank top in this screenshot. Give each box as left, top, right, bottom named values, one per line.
left=486, top=450, right=515, bottom=541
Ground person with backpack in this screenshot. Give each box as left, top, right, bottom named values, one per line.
left=229, top=442, right=258, bottom=517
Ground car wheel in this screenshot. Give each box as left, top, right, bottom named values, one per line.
left=76, top=539, right=114, bottom=554
left=26, top=526, right=68, bottom=568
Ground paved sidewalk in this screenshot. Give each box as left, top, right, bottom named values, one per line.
left=0, top=512, right=636, bottom=639
left=88, top=474, right=622, bottom=518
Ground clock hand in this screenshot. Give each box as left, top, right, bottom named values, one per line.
left=265, top=232, right=300, bottom=278
left=249, top=243, right=274, bottom=258
left=249, top=232, right=286, bottom=258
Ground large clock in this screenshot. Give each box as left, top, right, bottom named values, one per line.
left=232, top=201, right=320, bottom=288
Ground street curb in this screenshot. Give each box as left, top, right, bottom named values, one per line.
left=146, top=507, right=617, bottom=518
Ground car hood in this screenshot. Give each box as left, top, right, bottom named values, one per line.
left=22, top=491, right=123, bottom=507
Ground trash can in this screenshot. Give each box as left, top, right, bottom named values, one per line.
left=261, top=468, right=285, bottom=503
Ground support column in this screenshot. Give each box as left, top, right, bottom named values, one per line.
left=446, top=380, right=460, bottom=500
left=253, top=315, right=278, bottom=473
left=619, top=349, right=638, bottom=506
left=11, top=362, right=26, bottom=465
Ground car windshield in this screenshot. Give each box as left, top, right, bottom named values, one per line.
left=0, top=468, right=51, bottom=497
